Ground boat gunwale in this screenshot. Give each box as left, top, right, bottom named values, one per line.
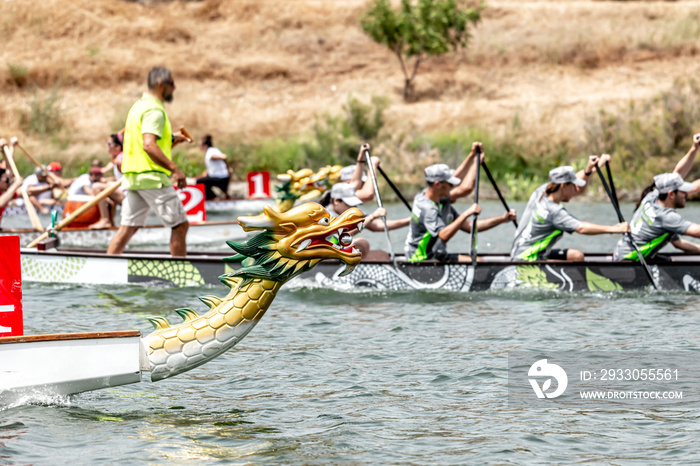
left=19, top=248, right=700, bottom=267
left=0, top=330, right=142, bottom=345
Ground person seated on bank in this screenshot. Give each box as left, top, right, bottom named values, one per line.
left=406, top=163, right=517, bottom=263
left=322, top=182, right=410, bottom=261
left=195, top=134, right=230, bottom=200
left=511, top=157, right=629, bottom=262
left=0, top=168, right=23, bottom=228
left=613, top=173, right=700, bottom=261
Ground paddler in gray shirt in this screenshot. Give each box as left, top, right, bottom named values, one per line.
left=511, top=156, right=628, bottom=262
left=613, top=173, right=700, bottom=260
left=405, top=163, right=517, bottom=262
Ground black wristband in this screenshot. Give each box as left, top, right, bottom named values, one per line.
left=584, top=170, right=592, bottom=176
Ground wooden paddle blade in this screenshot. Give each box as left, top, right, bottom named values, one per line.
left=179, top=126, right=193, bottom=143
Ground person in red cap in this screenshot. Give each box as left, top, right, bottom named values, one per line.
left=45, top=161, right=73, bottom=202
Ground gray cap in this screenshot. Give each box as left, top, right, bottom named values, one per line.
left=654, top=173, right=693, bottom=194
left=34, top=166, right=46, bottom=176
left=548, top=166, right=586, bottom=187
left=330, top=182, right=362, bottom=206
left=425, top=163, right=460, bottom=185
left=340, top=164, right=366, bottom=183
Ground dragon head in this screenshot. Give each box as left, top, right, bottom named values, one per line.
left=225, top=203, right=364, bottom=285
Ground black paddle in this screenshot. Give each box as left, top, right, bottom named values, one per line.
left=604, top=161, right=618, bottom=206
left=377, top=165, right=412, bottom=213
left=594, top=159, right=658, bottom=290
left=469, top=146, right=481, bottom=265
left=481, top=161, right=518, bottom=228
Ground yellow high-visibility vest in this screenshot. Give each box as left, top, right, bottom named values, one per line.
left=121, top=93, right=172, bottom=175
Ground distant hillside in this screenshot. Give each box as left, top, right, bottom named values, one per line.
left=1, top=0, right=699, bottom=195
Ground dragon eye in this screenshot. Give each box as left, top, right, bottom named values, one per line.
left=318, top=217, right=330, bottom=226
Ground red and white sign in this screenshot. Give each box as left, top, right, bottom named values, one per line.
left=0, top=236, right=23, bottom=337
left=247, top=171, right=271, bottom=199
left=177, top=184, right=206, bottom=224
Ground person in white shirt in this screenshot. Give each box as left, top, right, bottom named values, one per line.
left=20, top=167, right=57, bottom=214
left=195, top=134, right=230, bottom=200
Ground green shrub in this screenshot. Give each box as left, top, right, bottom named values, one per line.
left=583, top=78, right=700, bottom=190
left=18, top=87, right=64, bottom=138
left=7, top=63, right=28, bottom=88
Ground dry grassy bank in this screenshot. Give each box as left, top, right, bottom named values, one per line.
left=1, top=0, right=700, bottom=193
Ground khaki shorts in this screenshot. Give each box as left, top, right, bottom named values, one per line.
left=120, top=186, right=188, bottom=228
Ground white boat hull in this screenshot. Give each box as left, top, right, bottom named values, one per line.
left=1, top=221, right=248, bottom=249
left=0, top=331, right=144, bottom=402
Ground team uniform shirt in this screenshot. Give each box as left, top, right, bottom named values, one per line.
left=613, top=190, right=692, bottom=261
left=204, top=147, right=229, bottom=179
left=510, top=184, right=582, bottom=261
left=404, top=189, right=458, bottom=262
left=68, top=174, right=93, bottom=196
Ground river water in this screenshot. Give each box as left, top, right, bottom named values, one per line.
left=4, top=201, right=700, bottom=464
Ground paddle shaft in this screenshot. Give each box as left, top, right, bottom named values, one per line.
left=364, top=149, right=395, bottom=263
left=481, top=161, right=518, bottom=228
left=26, top=178, right=124, bottom=248
left=594, top=166, right=658, bottom=290
left=377, top=165, right=412, bottom=213
left=2, top=143, right=44, bottom=231
left=605, top=161, right=618, bottom=205
left=470, top=147, right=481, bottom=264
left=15, top=142, right=68, bottom=194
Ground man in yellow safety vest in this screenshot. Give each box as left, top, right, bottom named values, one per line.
left=107, top=66, right=190, bottom=256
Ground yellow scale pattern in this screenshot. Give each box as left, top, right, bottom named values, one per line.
left=128, top=259, right=205, bottom=287
left=21, top=256, right=86, bottom=282
left=145, top=277, right=281, bottom=381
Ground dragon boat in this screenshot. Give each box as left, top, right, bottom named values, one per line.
left=2, top=197, right=274, bottom=217
left=1, top=219, right=248, bottom=249
left=18, top=243, right=700, bottom=292
left=0, top=203, right=364, bottom=401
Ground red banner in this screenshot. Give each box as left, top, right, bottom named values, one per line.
left=0, top=236, right=23, bottom=336
left=177, top=184, right=206, bottom=224
left=247, top=171, right=271, bottom=199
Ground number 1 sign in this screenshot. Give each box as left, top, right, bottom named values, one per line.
left=247, top=172, right=271, bottom=199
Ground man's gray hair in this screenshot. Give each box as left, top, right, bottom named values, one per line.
left=147, top=67, right=172, bottom=89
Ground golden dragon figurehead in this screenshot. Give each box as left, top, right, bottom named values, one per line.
left=226, top=202, right=364, bottom=282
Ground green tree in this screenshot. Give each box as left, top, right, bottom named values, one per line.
left=361, top=0, right=482, bottom=101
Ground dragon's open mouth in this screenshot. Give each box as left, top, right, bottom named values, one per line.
left=288, top=210, right=364, bottom=276
left=237, top=204, right=365, bottom=278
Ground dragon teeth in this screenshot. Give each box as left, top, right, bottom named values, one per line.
left=297, top=238, right=311, bottom=252
left=357, top=222, right=364, bottom=232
